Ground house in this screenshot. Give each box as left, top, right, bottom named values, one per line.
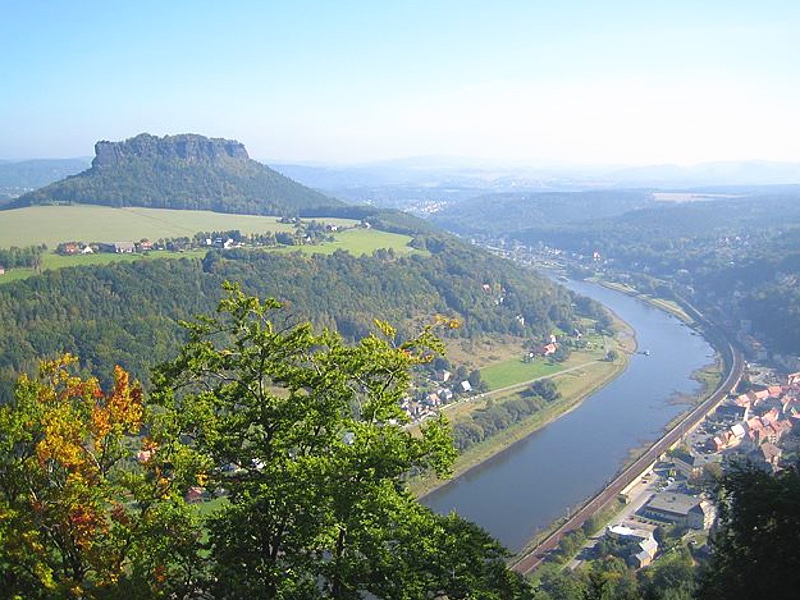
left=730, top=423, right=747, bottom=440
left=632, top=537, right=659, bottom=568
left=767, top=385, right=784, bottom=398
left=185, top=486, right=206, bottom=504
left=761, top=407, right=780, bottom=424
left=639, top=493, right=715, bottom=529
left=113, top=242, right=136, bottom=253
left=0, top=266, right=5, bottom=276
left=424, top=392, right=441, bottom=407
left=606, top=522, right=659, bottom=569
left=98, top=241, right=136, bottom=253
left=460, top=380, right=472, bottom=392
left=671, top=451, right=703, bottom=479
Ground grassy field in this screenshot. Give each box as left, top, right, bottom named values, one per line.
left=0, top=204, right=359, bottom=248
left=481, top=357, right=570, bottom=390
left=0, top=205, right=421, bottom=284
left=273, top=228, right=421, bottom=258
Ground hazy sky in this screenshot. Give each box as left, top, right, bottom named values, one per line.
left=2, top=0, right=799, bottom=166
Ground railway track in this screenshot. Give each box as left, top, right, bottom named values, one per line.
left=510, top=302, right=744, bottom=576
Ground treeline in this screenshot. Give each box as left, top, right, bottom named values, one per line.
left=0, top=237, right=583, bottom=399
left=0, top=245, right=45, bottom=269
left=453, top=379, right=560, bottom=452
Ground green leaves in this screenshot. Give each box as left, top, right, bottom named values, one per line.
left=152, top=282, right=529, bottom=598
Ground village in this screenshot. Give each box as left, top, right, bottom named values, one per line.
left=590, top=364, right=800, bottom=570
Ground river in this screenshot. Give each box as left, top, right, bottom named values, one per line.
left=423, top=279, right=715, bottom=553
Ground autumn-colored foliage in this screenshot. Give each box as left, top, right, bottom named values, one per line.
left=0, top=355, right=199, bottom=599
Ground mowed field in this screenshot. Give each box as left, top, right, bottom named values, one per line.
left=0, top=205, right=421, bottom=284
left=0, top=205, right=359, bottom=248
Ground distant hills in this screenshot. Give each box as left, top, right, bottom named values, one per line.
left=0, top=158, right=89, bottom=202
left=270, top=157, right=800, bottom=213
left=9, top=133, right=342, bottom=216
left=430, top=190, right=657, bottom=235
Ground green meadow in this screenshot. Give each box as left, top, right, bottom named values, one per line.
left=480, top=358, right=564, bottom=390
left=0, top=205, right=421, bottom=284
left=0, top=204, right=360, bottom=248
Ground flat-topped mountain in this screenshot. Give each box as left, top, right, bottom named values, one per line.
left=10, top=133, right=342, bottom=215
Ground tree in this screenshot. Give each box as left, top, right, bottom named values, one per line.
left=0, top=355, right=200, bottom=599
left=152, top=282, right=530, bottom=598
left=697, top=460, right=800, bottom=600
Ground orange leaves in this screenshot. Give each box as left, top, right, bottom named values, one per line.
left=2, top=354, right=202, bottom=598
left=108, top=365, right=144, bottom=433
left=68, top=504, right=106, bottom=552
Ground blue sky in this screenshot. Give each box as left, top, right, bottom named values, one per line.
left=2, top=1, right=799, bottom=166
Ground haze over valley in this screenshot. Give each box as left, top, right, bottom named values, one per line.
left=2, top=2, right=800, bottom=599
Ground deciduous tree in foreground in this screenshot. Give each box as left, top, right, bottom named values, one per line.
left=1, top=284, right=532, bottom=598
left=152, top=282, right=531, bottom=599
left=0, top=356, right=201, bottom=599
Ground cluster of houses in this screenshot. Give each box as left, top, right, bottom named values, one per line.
left=401, top=369, right=475, bottom=422
left=58, top=240, right=153, bottom=254
left=705, top=375, right=800, bottom=472
left=599, top=369, right=800, bottom=570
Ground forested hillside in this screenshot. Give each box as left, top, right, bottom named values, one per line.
left=511, top=191, right=800, bottom=354
left=0, top=237, right=580, bottom=399
left=10, top=133, right=342, bottom=215
left=430, top=189, right=654, bottom=235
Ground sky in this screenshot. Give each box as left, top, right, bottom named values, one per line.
left=2, top=0, right=799, bottom=166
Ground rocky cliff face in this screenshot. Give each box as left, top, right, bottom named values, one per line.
left=93, top=133, right=249, bottom=169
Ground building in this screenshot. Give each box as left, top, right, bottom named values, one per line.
left=639, top=493, right=715, bottom=530
left=606, top=522, right=659, bottom=568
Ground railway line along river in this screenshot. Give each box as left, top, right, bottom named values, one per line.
left=423, top=279, right=716, bottom=554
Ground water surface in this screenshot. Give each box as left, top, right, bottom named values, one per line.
left=423, top=280, right=713, bottom=552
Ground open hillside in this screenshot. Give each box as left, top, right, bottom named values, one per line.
left=9, top=133, right=342, bottom=215
left=0, top=204, right=357, bottom=249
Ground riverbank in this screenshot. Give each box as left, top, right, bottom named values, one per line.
left=412, top=312, right=636, bottom=498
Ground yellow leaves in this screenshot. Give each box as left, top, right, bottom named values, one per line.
left=108, top=365, right=144, bottom=433
left=434, top=314, right=462, bottom=330
left=196, top=472, right=209, bottom=486
left=36, top=403, right=89, bottom=473
left=373, top=319, right=397, bottom=339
